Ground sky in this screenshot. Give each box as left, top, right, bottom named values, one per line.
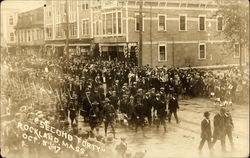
left=1, top=0, right=45, bottom=12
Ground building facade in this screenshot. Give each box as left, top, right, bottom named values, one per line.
left=15, top=7, right=45, bottom=56
left=44, top=0, right=248, bottom=67
left=1, top=8, right=19, bottom=53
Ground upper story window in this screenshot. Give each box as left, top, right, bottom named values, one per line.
left=69, top=22, right=77, bottom=36
left=82, top=3, right=89, bottom=10
left=82, top=19, right=89, bottom=35
left=158, top=15, right=166, bottom=31
left=234, top=44, right=240, bottom=58
left=217, top=16, right=223, bottom=31
left=199, top=43, right=206, bottom=59
left=199, top=15, right=206, bottom=31
left=10, top=32, right=14, bottom=41
left=179, top=15, right=187, bottom=31
left=158, top=44, right=167, bottom=61
left=102, top=11, right=122, bottom=35
left=9, top=16, right=14, bottom=25
left=135, top=13, right=144, bottom=31
left=46, top=26, right=53, bottom=39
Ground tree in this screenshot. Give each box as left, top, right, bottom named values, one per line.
left=216, top=0, right=249, bottom=69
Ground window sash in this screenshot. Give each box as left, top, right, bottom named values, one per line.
left=113, top=12, right=116, bottom=34
left=217, top=17, right=223, bottom=31
left=158, top=45, right=167, bottom=61
left=199, top=44, right=206, bottom=59
left=118, top=12, right=122, bottom=34
left=180, top=16, right=186, bottom=31
left=234, top=44, right=240, bottom=57
left=106, top=13, right=112, bottom=35
left=199, top=16, right=205, bottom=31
left=158, top=16, right=166, bottom=31
left=135, top=15, right=140, bottom=31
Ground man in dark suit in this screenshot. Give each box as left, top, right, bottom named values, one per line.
left=168, top=93, right=180, bottom=124
left=212, top=107, right=226, bottom=152
left=225, top=109, right=234, bottom=151
left=198, top=111, right=212, bottom=152
left=154, top=93, right=167, bottom=132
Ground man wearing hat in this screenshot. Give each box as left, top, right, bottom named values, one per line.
left=81, top=90, right=92, bottom=122
left=154, top=93, right=167, bottom=132
left=198, top=111, right=212, bottom=152
left=212, top=107, right=227, bottom=152
left=103, top=98, right=117, bottom=138
left=134, top=96, right=146, bottom=136
left=168, top=93, right=180, bottom=124
left=89, top=100, right=101, bottom=136
left=225, top=109, right=234, bottom=151
left=110, top=91, right=119, bottom=110
left=143, top=92, right=153, bottom=126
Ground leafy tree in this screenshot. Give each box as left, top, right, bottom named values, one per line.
left=216, top=0, right=249, bottom=69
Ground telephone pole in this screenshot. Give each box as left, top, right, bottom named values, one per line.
left=172, top=37, right=175, bottom=67
left=150, top=3, right=152, bottom=66
left=139, top=0, right=143, bottom=66
left=65, top=0, right=69, bottom=56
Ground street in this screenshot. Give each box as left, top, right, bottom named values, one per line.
left=80, top=97, right=249, bottom=158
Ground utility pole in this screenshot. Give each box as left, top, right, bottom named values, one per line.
left=65, top=0, right=69, bottom=56
left=172, top=37, right=175, bottom=67
left=150, top=3, right=152, bottom=66
left=139, top=0, right=143, bottom=66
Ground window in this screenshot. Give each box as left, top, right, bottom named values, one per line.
left=82, top=19, right=89, bottom=35
left=217, top=16, right=223, bottom=31
left=10, top=32, right=14, bottom=41
left=158, top=44, right=167, bottom=61
left=234, top=44, right=240, bottom=58
left=46, top=26, right=53, bottom=39
left=199, top=43, right=206, bottom=59
left=82, top=4, right=85, bottom=10
left=28, top=31, right=31, bottom=41
left=95, top=21, right=99, bottom=35
left=106, top=13, right=112, bottom=35
left=199, top=16, right=206, bottom=31
left=102, top=12, right=122, bottom=35
left=69, top=22, right=77, bottom=36
left=118, top=12, right=122, bottom=34
left=33, top=30, right=37, bottom=40
left=9, top=16, right=14, bottom=25
left=158, top=15, right=166, bottom=31
left=113, top=12, right=116, bottom=34
left=32, top=30, right=34, bottom=41
left=102, top=14, right=106, bottom=35
left=135, top=14, right=144, bottom=31
left=55, top=24, right=63, bottom=37
left=37, top=29, right=40, bottom=39
left=179, top=15, right=187, bottom=31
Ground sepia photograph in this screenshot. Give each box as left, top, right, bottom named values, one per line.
left=0, top=0, right=249, bottom=158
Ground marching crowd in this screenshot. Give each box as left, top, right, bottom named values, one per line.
left=1, top=52, right=248, bottom=158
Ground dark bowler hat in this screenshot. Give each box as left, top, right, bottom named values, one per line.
left=220, top=107, right=226, bottom=113
left=204, top=111, right=210, bottom=117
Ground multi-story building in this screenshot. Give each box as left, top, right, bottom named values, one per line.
left=1, top=7, right=19, bottom=53
left=15, top=7, right=45, bottom=56
left=44, top=0, right=248, bottom=67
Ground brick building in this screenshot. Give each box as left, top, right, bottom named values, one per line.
left=15, top=7, right=45, bottom=56
left=1, top=8, right=19, bottom=54
left=44, top=0, right=248, bottom=67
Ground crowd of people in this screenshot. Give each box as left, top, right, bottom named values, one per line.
left=1, top=51, right=248, bottom=158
